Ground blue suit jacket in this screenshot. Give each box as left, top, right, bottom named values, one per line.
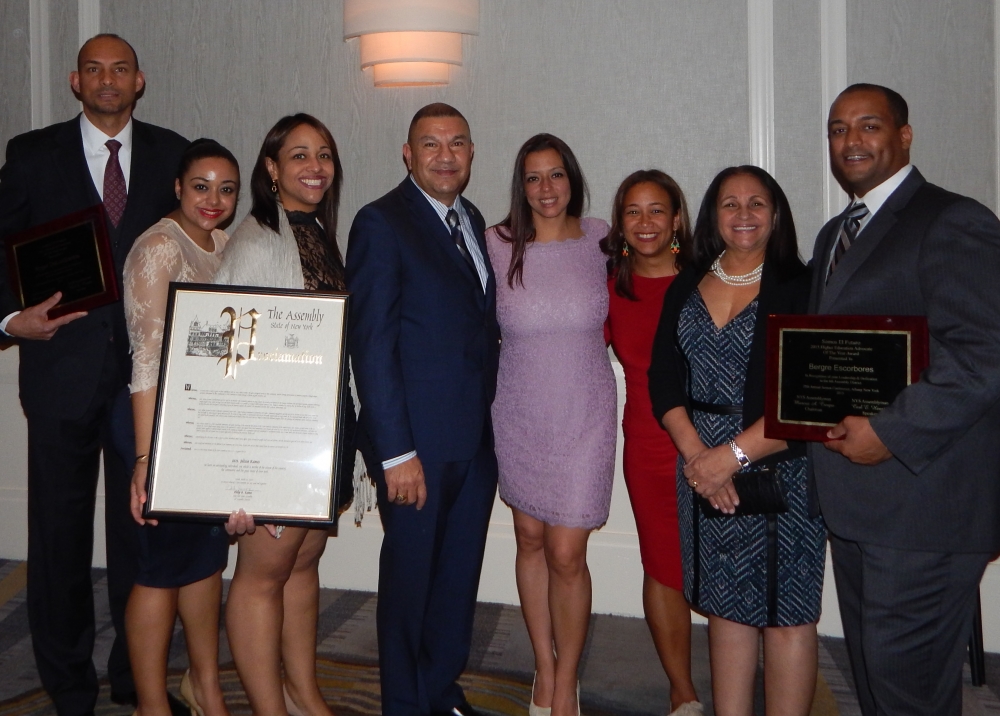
left=346, top=177, right=500, bottom=465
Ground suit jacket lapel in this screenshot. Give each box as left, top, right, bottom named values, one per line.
left=809, top=217, right=840, bottom=312
left=400, top=178, right=484, bottom=292
left=461, top=196, right=493, bottom=307
left=820, top=169, right=926, bottom=311
left=55, top=116, right=101, bottom=210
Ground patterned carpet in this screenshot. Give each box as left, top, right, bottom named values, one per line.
left=0, top=558, right=997, bottom=715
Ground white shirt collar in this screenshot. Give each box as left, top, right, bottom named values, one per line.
left=407, top=175, right=487, bottom=291
left=79, top=113, right=133, bottom=155
left=853, top=163, right=913, bottom=219
left=409, top=174, right=462, bottom=215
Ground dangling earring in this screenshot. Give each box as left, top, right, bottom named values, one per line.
left=621, top=242, right=630, bottom=258
left=669, top=231, right=681, bottom=255
left=271, top=179, right=278, bottom=194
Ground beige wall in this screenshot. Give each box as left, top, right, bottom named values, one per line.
left=1, top=0, right=999, bottom=645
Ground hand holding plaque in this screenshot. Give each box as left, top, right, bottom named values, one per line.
left=4, top=205, right=119, bottom=334
left=764, top=315, right=929, bottom=441
left=3, top=291, right=87, bottom=340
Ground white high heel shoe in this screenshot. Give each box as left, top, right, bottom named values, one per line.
left=528, top=672, right=551, bottom=716
left=283, top=683, right=306, bottom=716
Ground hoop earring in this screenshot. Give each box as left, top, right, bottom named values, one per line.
left=271, top=179, right=278, bottom=194
left=621, top=243, right=630, bottom=258
left=669, top=231, right=681, bottom=255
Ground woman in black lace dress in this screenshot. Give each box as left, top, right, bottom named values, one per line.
left=214, top=114, right=356, bottom=716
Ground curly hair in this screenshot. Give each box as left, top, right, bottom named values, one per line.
left=600, top=170, right=691, bottom=300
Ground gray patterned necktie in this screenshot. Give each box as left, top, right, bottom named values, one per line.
left=826, top=201, right=869, bottom=282
left=446, top=208, right=474, bottom=270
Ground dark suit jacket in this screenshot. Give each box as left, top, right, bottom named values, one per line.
left=648, top=258, right=812, bottom=466
left=809, top=168, right=1000, bottom=553
left=346, top=177, right=500, bottom=465
left=0, top=115, right=187, bottom=420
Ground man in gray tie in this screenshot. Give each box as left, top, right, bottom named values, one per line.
left=0, top=34, right=187, bottom=715
left=809, top=83, right=1000, bottom=715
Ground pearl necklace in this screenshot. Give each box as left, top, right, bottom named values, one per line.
left=711, top=251, right=763, bottom=286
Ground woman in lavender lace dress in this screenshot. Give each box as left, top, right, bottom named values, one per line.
left=486, top=134, right=615, bottom=716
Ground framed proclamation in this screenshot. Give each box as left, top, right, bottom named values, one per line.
left=5, top=205, right=119, bottom=317
left=764, top=314, right=929, bottom=441
left=144, top=284, right=350, bottom=526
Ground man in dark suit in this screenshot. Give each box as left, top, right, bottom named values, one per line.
left=810, top=83, right=1000, bottom=715
left=346, top=103, right=499, bottom=716
left=0, top=34, right=187, bottom=715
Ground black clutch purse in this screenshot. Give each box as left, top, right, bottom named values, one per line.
left=698, top=466, right=787, bottom=519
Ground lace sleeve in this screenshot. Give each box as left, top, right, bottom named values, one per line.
left=123, top=231, right=183, bottom=394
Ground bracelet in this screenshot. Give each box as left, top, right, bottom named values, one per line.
left=135, top=454, right=149, bottom=465
left=728, top=439, right=751, bottom=469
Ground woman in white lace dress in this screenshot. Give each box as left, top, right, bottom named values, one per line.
left=124, top=139, right=240, bottom=716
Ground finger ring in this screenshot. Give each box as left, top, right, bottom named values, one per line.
left=395, top=494, right=406, bottom=503
left=691, top=480, right=698, bottom=488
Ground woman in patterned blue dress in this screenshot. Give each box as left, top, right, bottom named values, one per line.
left=648, top=166, right=826, bottom=716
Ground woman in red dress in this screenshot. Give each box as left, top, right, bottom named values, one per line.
left=603, top=170, right=701, bottom=715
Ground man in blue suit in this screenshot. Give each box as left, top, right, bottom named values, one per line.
left=346, top=103, right=500, bottom=716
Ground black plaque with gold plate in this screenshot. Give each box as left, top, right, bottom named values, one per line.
left=5, top=205, right=119, bottom=317
left=764, top=314, right=929, bottom=441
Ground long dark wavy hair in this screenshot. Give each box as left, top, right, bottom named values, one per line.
left=690, top=165, right=801, bottom=279
left=600, top=170, right=691, bottom=300
left=249, top=113, right=344, bottom=265
left=495, top=133, right=588, bottom=288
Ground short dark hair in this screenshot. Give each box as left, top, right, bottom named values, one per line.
left=839, top=83, right=909, bottom=127
left=249, top=114, right=344, bottom=267
left=495, top=133, right=588, bottom=288
left=407, top=103, right=469, bottom=146
left=690, top=165, right=801, bottom=280
left=600, top=170, right=691, bottom=300
left=175, top=138, right=240, bottom=184
left=78, top=33, right=139, bottom=71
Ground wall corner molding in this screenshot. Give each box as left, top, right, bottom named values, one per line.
left=28, top=0, right=52, bottom=129
left=748, top=0, right=775, bottom=175
left=820, top=0, right=848, bottom=219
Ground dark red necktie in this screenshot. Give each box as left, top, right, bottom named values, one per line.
left=104, top=139, right=127, bottom=227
